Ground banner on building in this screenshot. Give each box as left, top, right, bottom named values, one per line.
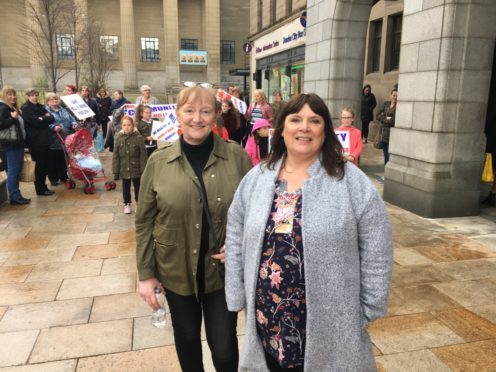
left=335, top=131, right=350, bottom=156
left=60, top=94, right=95, bottom=120
left=179, top=50, right=208, bottom=65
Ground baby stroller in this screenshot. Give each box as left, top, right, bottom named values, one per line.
left=59, top=128, right=116, bottom=194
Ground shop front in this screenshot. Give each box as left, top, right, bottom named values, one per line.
left=251, top=17, right=306, bottom=103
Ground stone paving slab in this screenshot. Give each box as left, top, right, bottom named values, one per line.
left=28, top=224, right=86, bottom=236
left=26, top=260, right=102, bottom=282
left=89, top=293, right=153, bottom=323
left=431, top=339, right=496, bottom=371
left=73, top=243, right=135, bottom=261
left=376, top=350, right=451, bottom=372
left=43, top=206, right=95, bottom=217
left=0, top=266, right=33, bottom=284
left=3, top=248, right=77, bottom=267
left=433, top=277, right=496, bottom=307
left=46, top=233, right=109, bottom=249
left=434, top=258, right=496, bottom=281
left=0, top=360, right=77, bottom=372
left=56, top=273, right=136, bottom=300
left=62, top=214, right=114, bottom=225
left=132, top=316, right=175, bottom=350
left=0, top=238, right=51, bottom=252
left=0, top=330, right=39, bottom=367
left=468, top=304, right=496, bottom=323
left=0, top=281, right=61, bottom=306
left=100, top=256, right=137, bottom=275
left=0, top=298, right=92, bottom=333
left=29, top=319, right=132, bottom=363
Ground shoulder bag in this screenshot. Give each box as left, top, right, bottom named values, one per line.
left=0, top=122, right=21, bottom=146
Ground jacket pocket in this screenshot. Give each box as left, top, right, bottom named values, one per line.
left=153, top=224, right=185, bottom=284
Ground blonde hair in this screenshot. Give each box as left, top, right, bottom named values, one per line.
left=0, top=86, right=20, bottom=112
left=176, top=86, right=217, bottom=113
left=342, top=106, right=355, bottom=118
left=254, top=89, right=267, bottom=104
left=45, top=92, right=59, bottom=102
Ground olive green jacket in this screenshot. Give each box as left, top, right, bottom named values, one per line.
left=135, top=135, right=252, bottom=296
left=112, top=130, right=148, bottom=179
left=136, top=119, right=157, bottom=148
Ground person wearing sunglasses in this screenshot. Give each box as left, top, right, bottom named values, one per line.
left=136, top=85, right=252, bottom=372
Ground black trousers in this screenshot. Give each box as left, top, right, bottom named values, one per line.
left=361, top=119, right=371, bottom=139
left=122, top=178, right=140, bottom=204
left=165, top=288, right=238, bottom=372
left=30, top=147, right=50, bottom=193
left=265, top=352, right=304, bottom=372
left=146, top=146, right=157, bottom=157
left=48, top=149, right=67, bottom=183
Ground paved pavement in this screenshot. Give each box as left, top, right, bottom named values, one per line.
left=0, top=143, right=495, bottom=371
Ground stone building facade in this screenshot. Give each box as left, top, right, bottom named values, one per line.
left=0, top=0, right=250, bottom=93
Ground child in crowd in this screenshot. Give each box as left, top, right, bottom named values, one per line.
left=244, top=118, right=271, bottom=166
left=112, top=116, right=147, bottom=214
left=212, top=115, right=229, bottom=140
left=336, top=106, right=363, bottom=166
left=135, top=104, right=157, bottom=157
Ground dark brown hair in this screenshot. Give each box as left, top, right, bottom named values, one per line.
left=266, top=93, right=345, bottom=179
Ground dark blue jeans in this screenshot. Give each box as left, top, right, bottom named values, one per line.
left=381, top=142, right=390, bottom=164
left=165, top=288, right=238, bottom=372
left=5, top=146, right=24, bottom=201
left=121, top=178, right=140, bottom=204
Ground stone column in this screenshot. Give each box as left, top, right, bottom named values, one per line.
left=74, top=0, right=88, bottom=87
left=383, top=0, right=496, bottom=217
left=163, top=0, right=180, bottom=91
left=120, top=0, right=138, bottom=89
left=26, top=0, right=46, bottom=89
left=303, top=0, right=372, bottom=124
left=203, top=0, right=220, bottom=85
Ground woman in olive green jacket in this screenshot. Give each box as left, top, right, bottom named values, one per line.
left=135, top=86, right=252, bottom=371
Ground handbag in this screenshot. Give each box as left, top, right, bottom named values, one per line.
left=0, top=123, right=21, bottom=146
left=482, top=153, right=494, bottom=183
left=373, top=126, right=383, bottom=149
left=20, top=153, right=36, bottom=182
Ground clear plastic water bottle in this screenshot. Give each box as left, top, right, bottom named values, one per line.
left=151, top=287, right=166, bottom=328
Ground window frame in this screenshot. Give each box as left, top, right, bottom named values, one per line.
left=180, top=38, right=199, bottom=51
left=140, top=37, right=160, bottom=62
left=369, top=19, right=382, bottom=73
left=388, top=13, right=402, bottom=71
left=56, top=33, right=75, bottom=60
left=100, top=35, right=119, bottom=60
left=221, top=40, right=235, bottom=64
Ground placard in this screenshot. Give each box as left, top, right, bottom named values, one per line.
left=60, top=94, right=95, bottom=120
left=335, top=130, right=350, bottom=156
left=151, top=113, right=180, bottom=142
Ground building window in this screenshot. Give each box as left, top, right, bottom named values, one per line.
left=181, top=39, right=198, bottom=50
left=370, top=20, right=382, bottom=73
left=221, top=40, right=235, bottom=64
left=56, top=33, right=75, bottom=60
left=270, top=0, right=276, bottom=23
left=389, top=13, right=402, bottom=71
left=257, top=0, right=263, bottom=31
left=100, top=35, right=119, bottom=59
left=141, top=37, right=160, bottom=62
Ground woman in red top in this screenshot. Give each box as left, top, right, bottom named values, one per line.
left=336, top=107, right=363, bottom=166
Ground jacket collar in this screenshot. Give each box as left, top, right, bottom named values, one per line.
left=165, top=134, right=229, bottom=163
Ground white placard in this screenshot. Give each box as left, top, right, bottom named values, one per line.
left=335, top=130, right=351, bottom=156
left=216, top=90, right=248, bottom=115
left=151, top=114, right=180, bottom=142
left=60, top=94, right=95, bottom=120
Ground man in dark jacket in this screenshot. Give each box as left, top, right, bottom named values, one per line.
left=111, top=90, right=130, bottom=112
left=21, top=88, right=55, bottom=195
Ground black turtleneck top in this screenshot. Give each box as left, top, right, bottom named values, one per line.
left=180, top=132, right=214, bottom=295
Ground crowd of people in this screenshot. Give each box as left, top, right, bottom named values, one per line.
left=4, top=79, right=493, bottom=371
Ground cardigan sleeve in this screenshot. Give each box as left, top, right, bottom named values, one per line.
left=225, top=173, right=254, bottom=311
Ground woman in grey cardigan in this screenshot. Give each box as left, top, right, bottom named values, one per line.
left=225, top=93, right=392, bottom=371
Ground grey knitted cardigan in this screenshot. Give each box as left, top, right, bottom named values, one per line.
left=225, top=159, right=392, bottom=371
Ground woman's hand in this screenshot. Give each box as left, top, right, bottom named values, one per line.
left=10, top=111, right=18, bottom=119
left=138, top=277, right=163, bottom=311
left=147, top=136, right=153, bottom=141
left=211, top=245, right=226, bottom=263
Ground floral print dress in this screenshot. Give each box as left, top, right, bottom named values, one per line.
left=256, top=180, right=306, bottom=368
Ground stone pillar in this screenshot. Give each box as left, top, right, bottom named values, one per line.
left=74, top=0, right=89, bottom=87
left=383, top=0, right=496, bottom=217
left=120, top=0, right=138, bottom=89
left=203, top=0, right=221, bottom=85
left=163, top=0, right=180, bottom=91
left=304, top=0, right=372, bottom=124
left=26, top=0, right=46, bottom=89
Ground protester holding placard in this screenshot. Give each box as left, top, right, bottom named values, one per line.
left=135, top=105, right=157, bottom=157
left=21, top=88, right=55, bottom=196
left=225, top=93, right=392, bottom=371
left=136, top=86, right=252, bottom=372
left=336, top=107, right=363, bottom=166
